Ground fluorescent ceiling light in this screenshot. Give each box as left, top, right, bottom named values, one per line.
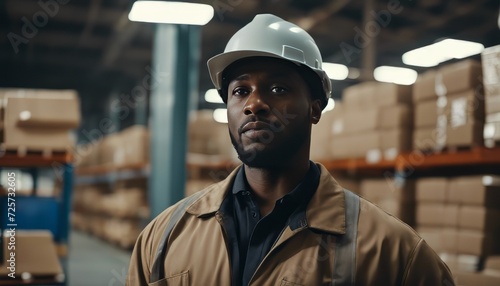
left=322, top=98, right=335, bottom=113
left=129, top=1, right=214, bottom=25
left=347, top=67, right=360, bottom=79
left=204, top=89, right=223, bottom=103
left=374, top=66, right=418, bottom=85
left=213, top=108, right=227, bottom=123
left=323, top=63, right=349, bottom=80
left=402, top=39, right=484, bottom=67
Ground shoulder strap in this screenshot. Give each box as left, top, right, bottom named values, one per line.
left=150, top=191, right=205, bottom=283
left=332, top=189, right=360, bottom=286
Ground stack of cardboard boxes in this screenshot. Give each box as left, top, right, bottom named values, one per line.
left=482, top=45, right=500, bottom=147
left=310, top=103, right=341, bottom=161
left=72, top=180, right=149, bottom=249
left=360, top=178, right=415, bottom=226
left=412, top=60, right=484, bottom=151
left=330, top=82, right=412, bottom=161
left=0, top=88, right=80, bottom=153
left=77, top=125, right=149, bottom=168
left=415, top=176, right=500, bottom=278
left=187, top=110, right=238, bottom=164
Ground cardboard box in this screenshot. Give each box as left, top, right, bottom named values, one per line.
left=188, top=110, right=237, bottom=162
left=446, top=121, right=484, bottom=148
left=446, top=90, right=485, bottom=128
left=342, top=107, right=380, bottom=134
left=415, top=99, right=438, bottom=128
left=458, top=206, right=500, bottom=232
left=334, top=176, right=360, bottom=194
left=416, top=203, right=444, bottom=227
left=416, top=227, right=443, bottom=253
left=455, top=271, right=500, bottom=286
left=444, top=204, right=460, bottom=227
left=441, top=228, right=459, bottom=253
left=331, top=131, right=379, bottom=160
left=360, top=179, right=415, bottom=224
left=413, top=69, right=438, bottom=102
left=120, top=125, right=149, bottom=166
left=3, top=90, right=80, bottom=151
left=457, top=230, right=499, bottom=256
left=311, top=106, right=339, bottom=160
left=340, top=105, right=412, bottom=135
left=484, top=122, right=500, bottom=148
left=485, top=256, right=500, bottom=271
left=415, top=177, right=448, bottom=203
left=100, top=133, right=123, bottom=167
left=185, top=179, right=215, bottom=197
left=454, top=175, right=500, bottom=207
left=381, top=128, right=412, bottom=160
left=486, top=95, right=500, bottom=114
left=360, top=179, right=414, bottom=204
left=380, top=105, right=412, bottom=129
left=486, top=112, right=500, bottom=123
left=343, top=81, right=411, bottom=108
left=440, top=59, right=483, bottom=96
left=413, top=127, right=437, bottom=151
left=482, top=44, right=500, bottom=97
left=0, top=230, right=63, bottom=278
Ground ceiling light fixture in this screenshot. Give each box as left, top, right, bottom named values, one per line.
left=204, top=89, right=223, bottom=103
left=213, top=108, right=227, bottom=123
left=373, top=66, right=418, bottom=85
left=128, top=1, right=214, bottom=25
left=322, top=63, right=349, bottom=80
left=402, top=38, right=485, bottom=67
left=322, top=98, right=335, bottom=113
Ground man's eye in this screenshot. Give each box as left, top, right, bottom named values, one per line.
left=232, top=87, right=249, bottom=96
left=271, top=86, right=287, bottom=94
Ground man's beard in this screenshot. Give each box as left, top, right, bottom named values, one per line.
left=229, top=123, right=309, bottom=168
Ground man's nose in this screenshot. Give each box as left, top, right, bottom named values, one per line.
left=243, top=90, right=270, bottom=115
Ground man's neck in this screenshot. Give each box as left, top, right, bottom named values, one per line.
left=243, top=159, right=310, bottom=216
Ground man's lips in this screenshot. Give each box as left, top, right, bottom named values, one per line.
left=240, top=121, right=271, bottom=134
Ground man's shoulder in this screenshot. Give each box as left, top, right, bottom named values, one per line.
left=357, top=195, right=422, bottom=246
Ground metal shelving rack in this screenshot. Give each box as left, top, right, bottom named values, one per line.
left=0, top=150, right=73, bottom=285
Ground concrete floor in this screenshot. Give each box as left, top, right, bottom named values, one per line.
left=68, top=231, right=132, bottom=286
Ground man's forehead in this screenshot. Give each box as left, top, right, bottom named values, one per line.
left=225, top=58, right=300, bottom=82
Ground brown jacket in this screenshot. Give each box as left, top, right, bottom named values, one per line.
left=127, top=163, right=455, bottom=286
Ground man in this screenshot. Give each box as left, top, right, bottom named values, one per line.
left=127, top=14, right=454, bottom=286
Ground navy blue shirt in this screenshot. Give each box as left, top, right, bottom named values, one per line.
left=219, top=162, right=320, bottom=286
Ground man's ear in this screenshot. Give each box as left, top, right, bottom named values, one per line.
left=311, top=99, right=322, bottom=124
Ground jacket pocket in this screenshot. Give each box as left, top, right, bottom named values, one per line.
left=279, top=279, right=304, bottom=286
left=148, top=271, right=190, bottom=286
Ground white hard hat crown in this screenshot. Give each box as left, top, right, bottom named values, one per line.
left=207, top=14, right=332, bottom=107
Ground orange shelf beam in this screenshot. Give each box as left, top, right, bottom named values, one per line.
left=0, top=151, right=72, bottom=168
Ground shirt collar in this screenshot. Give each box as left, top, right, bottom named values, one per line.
left=187, top=163, right=347, bottom=235
left=231, top=161, right=320, bottom=202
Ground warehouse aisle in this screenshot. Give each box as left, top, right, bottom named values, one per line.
left=68, top=230, right=132, bottom=286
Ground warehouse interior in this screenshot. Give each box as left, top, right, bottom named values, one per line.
left=1, top=0, right=500, bottom=285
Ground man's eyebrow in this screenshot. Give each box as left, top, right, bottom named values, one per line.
left=230, top=72, right=291, bottom=82
left=231, top=74, right=250, bottom=82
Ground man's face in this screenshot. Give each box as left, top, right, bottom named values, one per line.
left=225, top=57, right=319, bottom=168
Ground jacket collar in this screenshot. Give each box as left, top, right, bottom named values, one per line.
left=186, top=163, right=346, bottom=235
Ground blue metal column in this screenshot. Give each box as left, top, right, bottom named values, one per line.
left=149, top=24, right=200, bottom=218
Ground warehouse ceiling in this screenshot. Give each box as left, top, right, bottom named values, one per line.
left=1, top=0, right=500, bottom=122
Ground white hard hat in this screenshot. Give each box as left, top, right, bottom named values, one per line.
left=207, top=14, right=332, bottom=108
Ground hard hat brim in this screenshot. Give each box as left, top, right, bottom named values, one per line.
left=207, top=50, right=295, bottom=90
left=207, top=50, right=332, bottom=106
